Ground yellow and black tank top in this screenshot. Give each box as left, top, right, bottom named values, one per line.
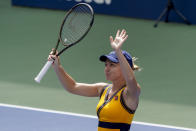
left=96, top=85, right=135, bottom=131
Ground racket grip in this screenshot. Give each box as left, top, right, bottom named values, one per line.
left=34, top=60, right=53, bottom=83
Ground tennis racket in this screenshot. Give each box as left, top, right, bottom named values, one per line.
left=34, top=3, right=94, bottom=83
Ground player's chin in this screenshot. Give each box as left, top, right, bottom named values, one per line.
left=105, top=75, right=112, bottom=81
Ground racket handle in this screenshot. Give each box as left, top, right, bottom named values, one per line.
left=34, top=60, right=53, bottom=83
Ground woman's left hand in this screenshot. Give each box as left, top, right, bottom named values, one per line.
left=110, top=29, right=128, bottom=51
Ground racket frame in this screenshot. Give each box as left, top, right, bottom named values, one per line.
left=34, top=3, right=94, bottom=83
left=54, top=3, right=94, bottom=56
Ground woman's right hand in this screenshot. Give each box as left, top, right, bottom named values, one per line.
left=110, top=29, right=128, bottom=51
left=48, top=48, right=60, bottom=67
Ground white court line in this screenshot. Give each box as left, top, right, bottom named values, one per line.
left=0, top=103, right=97, bottom=119
left=0, top=103, right=195, bottom=131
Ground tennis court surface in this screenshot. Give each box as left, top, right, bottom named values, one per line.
left=0, top=103, right=194, bottom=131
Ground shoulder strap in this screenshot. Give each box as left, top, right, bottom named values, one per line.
left=99, top=84, right=110, bottom=98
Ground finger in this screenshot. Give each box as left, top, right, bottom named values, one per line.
left=48, top=55, right=52, bottom=61
left=123, top=35, right=128, bottom=42
left=48, top=55, right=55, bottom=61
left=50, top=48, right=55, bottom=54
left=117, top=35, right=128, bottom=48
left=120, top=29, right=125, bottom=37
left=116, top=30, right=120, bottom=37
left=51, top=48, right=57, bottom=55
left=122, top=30, right=126, bottom=38
left=110, top=36, right=113, bottom=43
left=49, top=52, right=54, bottom=55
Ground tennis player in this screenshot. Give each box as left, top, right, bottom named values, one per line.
left=48, top=29, right=141, bottom=131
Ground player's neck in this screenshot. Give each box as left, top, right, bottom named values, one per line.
left=111, top=81, right=126, bottom=92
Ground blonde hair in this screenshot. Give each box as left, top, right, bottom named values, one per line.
left=132, top=57, right=141, bottom=71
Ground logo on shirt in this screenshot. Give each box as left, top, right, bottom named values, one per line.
left=114, top=96, right=118, bottom=100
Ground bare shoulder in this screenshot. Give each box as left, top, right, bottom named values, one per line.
left=70, top=82, right=108, bottom=97
left=93, top=82, right=109, bottom=95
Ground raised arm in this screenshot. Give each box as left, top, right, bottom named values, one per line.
left=110, top=29, right=140, bottom=108
left=48, top=50, right=107, bottom=97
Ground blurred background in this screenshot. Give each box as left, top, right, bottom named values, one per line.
left=0, top=0, right=196, bottom=129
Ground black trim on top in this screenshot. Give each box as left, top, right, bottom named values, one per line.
left=97, top=86, right=124, bottom=118
left=98, top=121, right=130, bottom=131
left=120, top=89, right=135, bottom=114
left=97, top=86, right=112, bottom=118
left=99, top=85, right=108, bottom=98
left=104, top=86, right=112, bottom=101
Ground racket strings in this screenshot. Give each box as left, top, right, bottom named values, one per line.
left=60, top=4, right=93, bottom=45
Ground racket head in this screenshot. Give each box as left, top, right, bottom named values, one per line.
left=59, top=3, right=94, bottom=46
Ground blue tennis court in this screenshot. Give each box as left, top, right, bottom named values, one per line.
left=0, top=104, right=194, bottom=131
